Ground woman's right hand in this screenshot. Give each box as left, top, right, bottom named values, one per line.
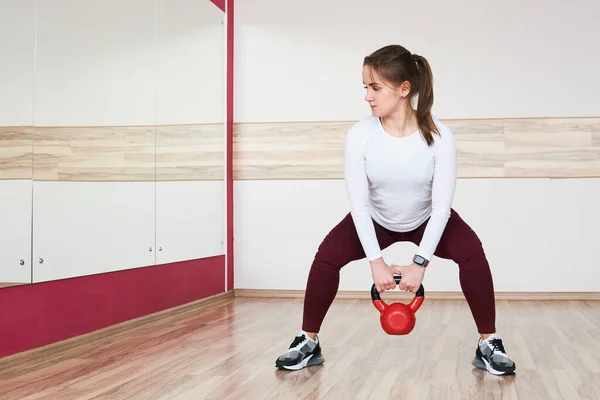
left=370, top=258, right=397, bottom=293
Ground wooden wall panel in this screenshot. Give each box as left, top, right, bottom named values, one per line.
left=0, top=127, right=33, bottom=180
left=2, top=118, right=599, bottom=181
left=32, top=125, right=156, bottom=182
left=155, top=124, right=224, bottom=181
left=591, top=122, right=600, bottom=146
left=233, top=121, right=347, bottom=180
left=445, top=119, right=505, bottom=177
left=502, top=119, right=600, bottom=178
left=0, top=124, right=224, bottom=181
left=233, top=117, right=600, bottom=180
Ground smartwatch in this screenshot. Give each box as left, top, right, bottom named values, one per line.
left=412, top=254, right=429, bottom=268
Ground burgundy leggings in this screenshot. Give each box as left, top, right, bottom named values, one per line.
left=302, top=208, right=496, bottom=334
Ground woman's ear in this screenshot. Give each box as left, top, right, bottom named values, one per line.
left=397, top=80, right=411, bottom=98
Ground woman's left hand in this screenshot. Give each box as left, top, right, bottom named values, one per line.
left=391, top=263, right=426, bottom=293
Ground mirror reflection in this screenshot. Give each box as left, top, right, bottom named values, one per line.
left=0, top=0, right=225, bottom=288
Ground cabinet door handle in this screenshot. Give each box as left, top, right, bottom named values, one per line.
left=39, top=258, right=44, bottom=264
left=20, top=259, right=25, bottom=266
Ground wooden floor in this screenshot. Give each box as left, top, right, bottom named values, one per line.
left=1, top=294, right=599, bottom=399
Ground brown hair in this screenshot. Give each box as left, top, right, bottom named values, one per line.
left=363, top=45, right=439, bottom=146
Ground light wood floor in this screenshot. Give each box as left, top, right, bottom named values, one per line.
left=1, top=294, right=599, bottom=399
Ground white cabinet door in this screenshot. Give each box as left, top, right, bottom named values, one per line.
left=0, top=180, right=32, bottom=285
left=32, top=181, right=155, bottom=283
left=155, top=181, right=224, bottom=265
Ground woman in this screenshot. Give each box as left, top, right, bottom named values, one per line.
left=275, top=44, right=516, bottom=376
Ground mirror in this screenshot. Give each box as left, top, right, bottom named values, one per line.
left=154, top=0, right=226, bottom=268
left=0, top=0, right=35, bottom=288
left=0, top=0, right=225, bottom=288
left=31, top=0, right=159, bottom=283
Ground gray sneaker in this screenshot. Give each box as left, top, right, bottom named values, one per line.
left=472, top=335, right=516, bottom=375
left=275, top=332, right=324, bottom=370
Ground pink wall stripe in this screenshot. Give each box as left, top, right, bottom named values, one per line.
left=210, top=0, right=225, bottom=12
left=0, top=256, right=225, bottom=358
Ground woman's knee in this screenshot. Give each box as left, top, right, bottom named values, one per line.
left=455, top=238, right=489, bottom=272
left=439, top=212, right=490, bottom=271
left=312, top=234, right=352, bottom=272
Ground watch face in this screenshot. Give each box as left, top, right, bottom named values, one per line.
left=414, top=255, right=426, bottom=264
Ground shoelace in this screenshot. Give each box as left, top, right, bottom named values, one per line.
left=289, top=335, right=306, bottom=349
left=489, top=338, right=506, bottom=353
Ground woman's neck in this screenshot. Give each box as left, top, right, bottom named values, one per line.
left=380, top=107, right=418, bottom=137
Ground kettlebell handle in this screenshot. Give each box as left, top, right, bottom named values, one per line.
left=370, top=275, right=424, bottom=301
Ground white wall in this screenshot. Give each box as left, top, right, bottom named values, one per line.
left=0, top=0, right=36, bottom=126
left=235, top=179, right=600, bottom=292
left=233, top=0, right=600, bottom=292
left=1, top=0, right=225, bottom=126
left=234, top=0, right=600, bottom=122
left=0, top=0, right=226, bottom=284
left=33, top=0, right=224, bottom=126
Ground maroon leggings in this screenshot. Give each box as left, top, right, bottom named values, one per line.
left=302, top=208, right=496, bottom=334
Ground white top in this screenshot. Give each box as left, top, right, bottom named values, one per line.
left=343, top=115, right=457, bottom=262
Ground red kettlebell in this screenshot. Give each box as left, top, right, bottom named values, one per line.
left=371, top=275, right=425, bottom=335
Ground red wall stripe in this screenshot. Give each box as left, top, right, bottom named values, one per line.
left=226, top=0, right=235, bottom=291
left=210, top=0, right=225, bottom=12
left=0, top=256, right=225, bottom=358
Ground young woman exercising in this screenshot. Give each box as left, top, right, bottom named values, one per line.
left=275, top=44, right=516, bottom=376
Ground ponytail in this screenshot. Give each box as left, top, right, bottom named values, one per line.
left=412, top=54, right=439, bottom=147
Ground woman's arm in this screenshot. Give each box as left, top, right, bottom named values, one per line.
left=344, top=124, right=381, bottom=262
left=416, top=124, right=458, bottom=261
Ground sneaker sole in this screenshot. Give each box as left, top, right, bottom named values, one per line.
left=472, top=356, right=515, bottom=376
left=276, top=353, right=325, bottom=371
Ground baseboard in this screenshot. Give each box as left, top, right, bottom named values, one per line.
left=0, top=282, right=26, bottom=288
left=0, top=290, right=234, bottom=363
left=233, top=288, right=600, bottom=301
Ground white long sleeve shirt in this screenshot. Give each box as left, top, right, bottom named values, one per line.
left=343, top=115, right=457, bottom=262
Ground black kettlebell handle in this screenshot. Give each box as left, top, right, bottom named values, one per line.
left=371, top=275, right=424, bottom=301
